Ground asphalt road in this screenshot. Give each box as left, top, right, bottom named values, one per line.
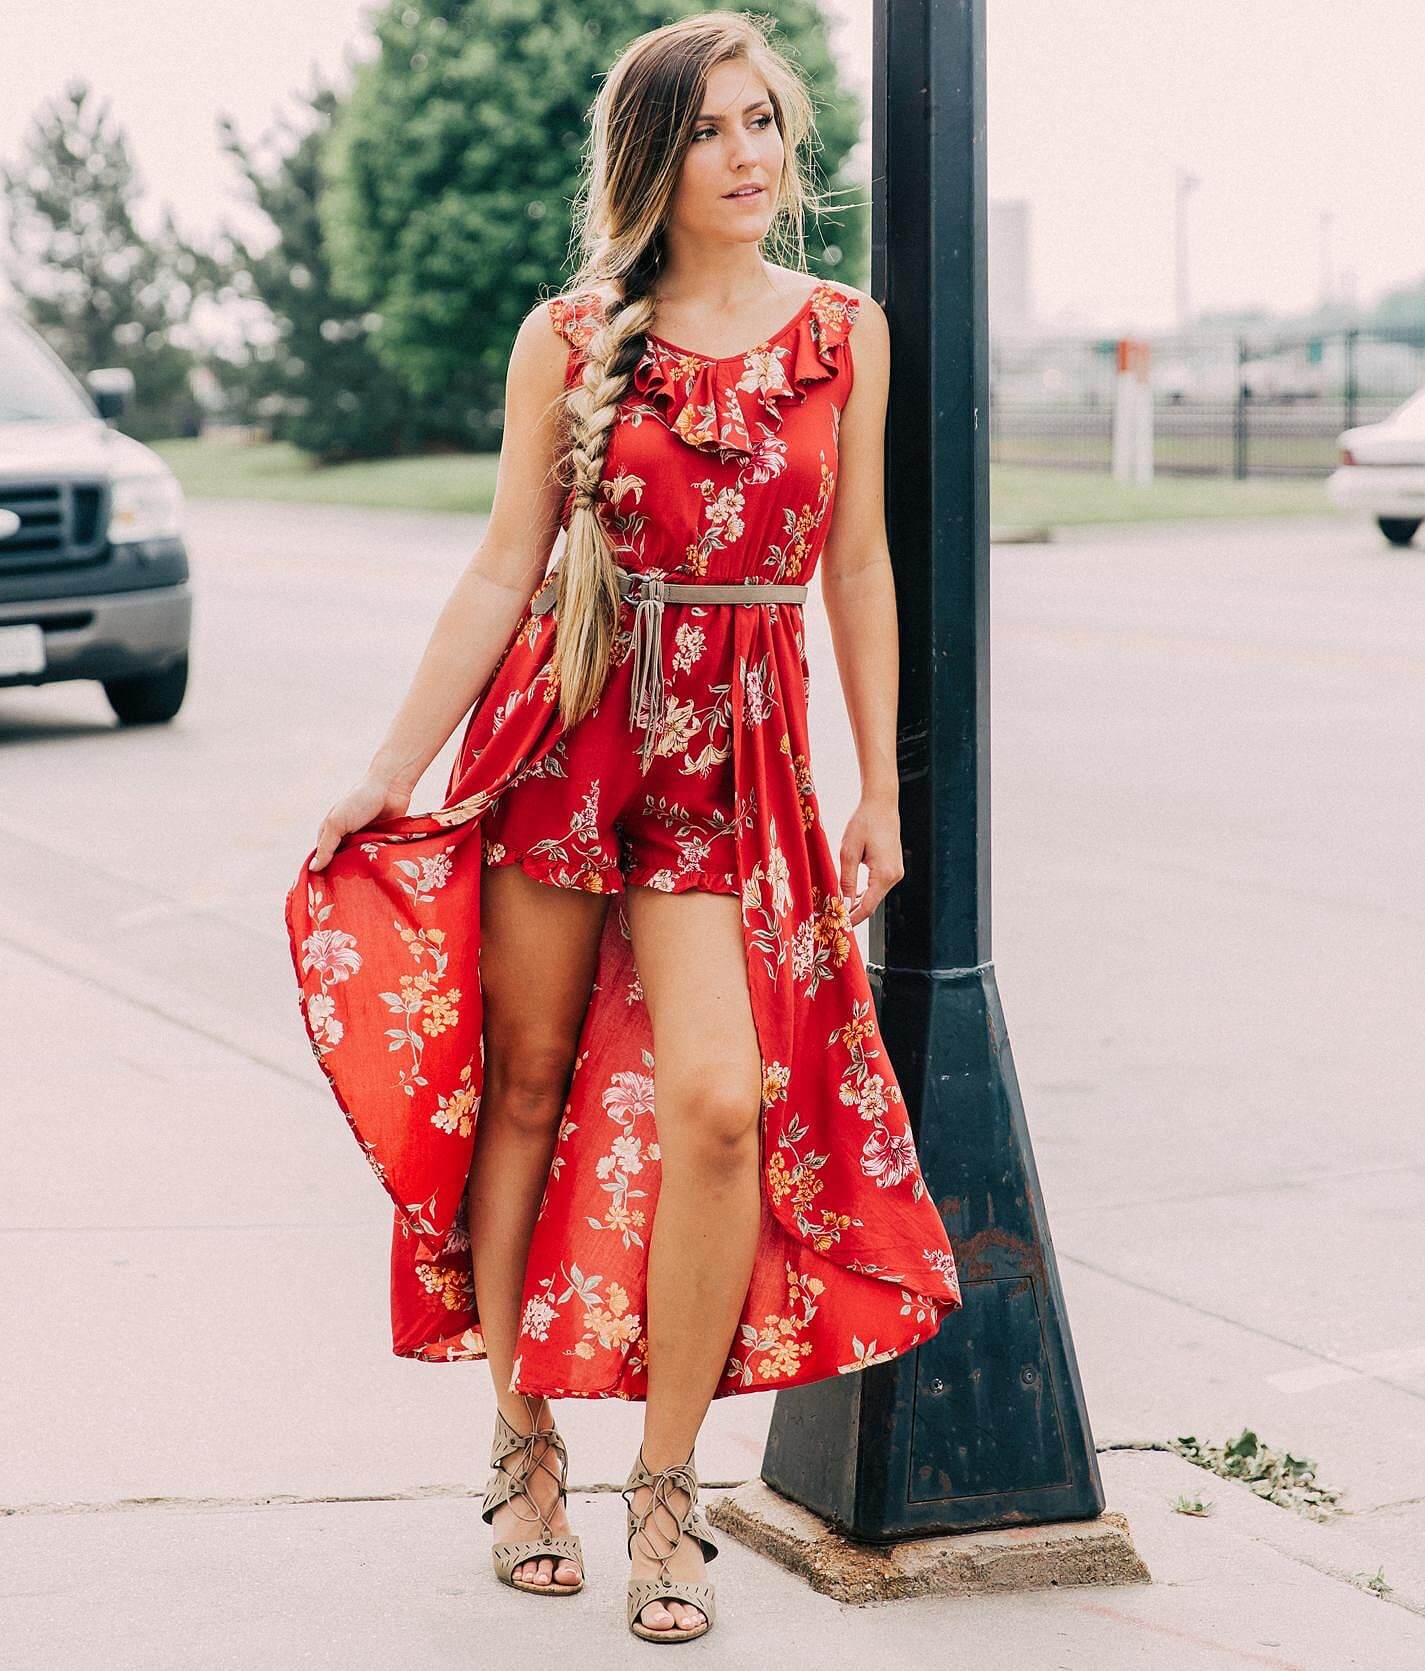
left=2, top=500, right=1422, bottom=1661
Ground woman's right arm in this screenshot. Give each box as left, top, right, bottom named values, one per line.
left=308, top=302, right=570, bottom=871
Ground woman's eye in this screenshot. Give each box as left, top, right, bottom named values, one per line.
left=693, top=114, right=774, bottom=142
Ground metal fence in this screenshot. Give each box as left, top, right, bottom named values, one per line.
left=990, top=325, right=1425, bottom=477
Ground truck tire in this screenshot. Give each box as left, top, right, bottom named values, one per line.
left=1377, top=517, right=1421, bottom=547
left=104, top=653, right=188, bottom=725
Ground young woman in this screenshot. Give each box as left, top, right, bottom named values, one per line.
left=285, top=10, right=962, bottom=1645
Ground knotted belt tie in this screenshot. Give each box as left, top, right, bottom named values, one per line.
left=529, top=564, right=808, bottom=773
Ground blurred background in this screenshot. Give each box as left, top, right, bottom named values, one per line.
left=7, top=1, right=1425, bottom=512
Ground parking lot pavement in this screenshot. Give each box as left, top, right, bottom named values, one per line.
left=2, top=501, right=1421, bottom=1663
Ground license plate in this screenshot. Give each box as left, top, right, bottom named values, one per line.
left=0, top=622, right=46, bottom=676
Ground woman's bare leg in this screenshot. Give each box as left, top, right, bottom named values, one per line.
left=467, top=859, right=610, bottom=1587
left=622, top=883, right=763, bottom=1632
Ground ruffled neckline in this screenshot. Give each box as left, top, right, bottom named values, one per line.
left=642, top=282, right=824, bottom=365
left=550, top=279, right=861, bottom=458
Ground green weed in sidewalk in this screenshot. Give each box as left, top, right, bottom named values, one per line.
left=1171, top=1428, right=1344, bottom=1520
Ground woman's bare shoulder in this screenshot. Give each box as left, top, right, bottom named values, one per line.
left=507, top=295, right=581, bottom=391
left=820, top=278, right=883, bottom=332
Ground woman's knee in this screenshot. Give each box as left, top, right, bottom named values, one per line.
left=481, top=1034, right=579, bottom=1137
left=669, top=1079, right=762, bottom=1172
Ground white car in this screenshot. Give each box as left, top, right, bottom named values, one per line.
left=1327, top=387, right=1425, bottom=547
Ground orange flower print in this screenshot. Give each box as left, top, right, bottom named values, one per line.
left=430, top=1062, right=478, bottom=1139
left=791, top=890, right=853, bottom=998
left=726, top=1265, right=825, bottom=1387
left=416, top=1261, right=473, bottom=1312
left=761, top=1059, right=791, bottom=1109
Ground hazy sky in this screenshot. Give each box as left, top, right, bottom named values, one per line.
left=3, top=1, right=1420, bottom=332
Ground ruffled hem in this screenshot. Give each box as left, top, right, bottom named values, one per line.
left=480, top=844, right=739, bottom=899
left=482, top=845, right=625, bottom=895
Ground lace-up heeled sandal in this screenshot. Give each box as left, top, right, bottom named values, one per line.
left=621, top=1444, right=720, bottom=1642
left=480, top=1393, right=584, bottom=1595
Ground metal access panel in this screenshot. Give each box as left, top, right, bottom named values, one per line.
left=910, top=1274, right=1071, bottom=1503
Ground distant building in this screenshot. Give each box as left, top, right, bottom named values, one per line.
left=989, top=198, right=1034, bottom=331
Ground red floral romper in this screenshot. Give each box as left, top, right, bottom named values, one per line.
left=283, top=277, right=963, bottom=1400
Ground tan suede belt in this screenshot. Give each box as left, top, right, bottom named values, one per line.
left=528, top=563, right=808, bottom=773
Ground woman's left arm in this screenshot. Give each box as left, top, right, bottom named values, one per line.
left=818, top=292, right=904, bottom=928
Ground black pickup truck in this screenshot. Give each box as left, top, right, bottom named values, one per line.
left=0, top=311, right=191, bottom=723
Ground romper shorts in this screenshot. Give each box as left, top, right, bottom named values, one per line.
left=479, top=604, right=741, bottom=898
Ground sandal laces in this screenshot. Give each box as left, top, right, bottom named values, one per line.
left=494, top=1392, right=569, bottom=1543
left=622, top=1447, right=703, bottom=1584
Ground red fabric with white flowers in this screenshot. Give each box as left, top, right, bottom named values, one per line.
left=283, top=278, right=962, bottom=1398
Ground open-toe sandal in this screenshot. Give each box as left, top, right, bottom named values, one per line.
left=621, top=1444, right=720, bottom=1642
left=479, top=1393, right=584, bottom=1595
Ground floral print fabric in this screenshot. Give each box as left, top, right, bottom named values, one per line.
left=477, top=588, right=744, bottom=895
left=283, top=278, right=963, bottom=1399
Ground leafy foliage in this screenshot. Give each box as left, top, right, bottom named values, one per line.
left=0, top=80, right=204, bottom=441
left=214, top=82, right=457, bottom=460
left=319, top=0, right=865, bottom=441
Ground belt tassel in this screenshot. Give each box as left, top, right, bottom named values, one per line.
left=627, top=579, right=666, bottom=775
left=526, top=565, right=807, bottom=777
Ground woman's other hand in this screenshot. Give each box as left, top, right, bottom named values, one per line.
left=839, top=793, right=905, bottom=928
left=309, top=774, right=414, bottom=872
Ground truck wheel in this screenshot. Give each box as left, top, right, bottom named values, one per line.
left=1377, top=517, right=1421, bottom=547
left=104, top=653, right=189, bottom=725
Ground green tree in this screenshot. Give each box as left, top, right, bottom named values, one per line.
left=1368, top=275, right=1425, bottom=335
left=215, top=81, right=455, bottom=461
left=320, top=0, right=864, bottom=446
left=0, top=80, right=202, bottom=441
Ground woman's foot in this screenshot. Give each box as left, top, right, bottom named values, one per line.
left=488, top=1409, right=582, bottom=1589
left=625, top=1468, right=709, bottom=1633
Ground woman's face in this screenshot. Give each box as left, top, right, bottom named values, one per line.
left=669, top=59, right=784, bottom=244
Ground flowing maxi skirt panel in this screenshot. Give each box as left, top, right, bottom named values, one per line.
left=283, top=595, right=963, bottom=1400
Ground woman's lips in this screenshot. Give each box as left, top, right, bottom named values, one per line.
left=725, top=185, right=764, bottom=200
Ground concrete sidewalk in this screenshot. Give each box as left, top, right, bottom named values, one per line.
left=3, top=1448, right=1421, bottom=1669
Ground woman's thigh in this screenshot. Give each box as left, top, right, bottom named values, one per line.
left=623, top=885, right=761, bottom=1143
left=480, top=858, right=611, bottom=1069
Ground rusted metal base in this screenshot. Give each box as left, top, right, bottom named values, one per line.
left=707, top=1479, right=1151, bottom=1604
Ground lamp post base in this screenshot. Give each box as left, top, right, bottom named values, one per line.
left=707, top=1478, right=1150, bottom=1603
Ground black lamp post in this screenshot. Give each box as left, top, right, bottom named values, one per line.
left=761, top=0, right=1104, bottom=1539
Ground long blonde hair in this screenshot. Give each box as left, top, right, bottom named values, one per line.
left=544, top=9, right=828, bottom=731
